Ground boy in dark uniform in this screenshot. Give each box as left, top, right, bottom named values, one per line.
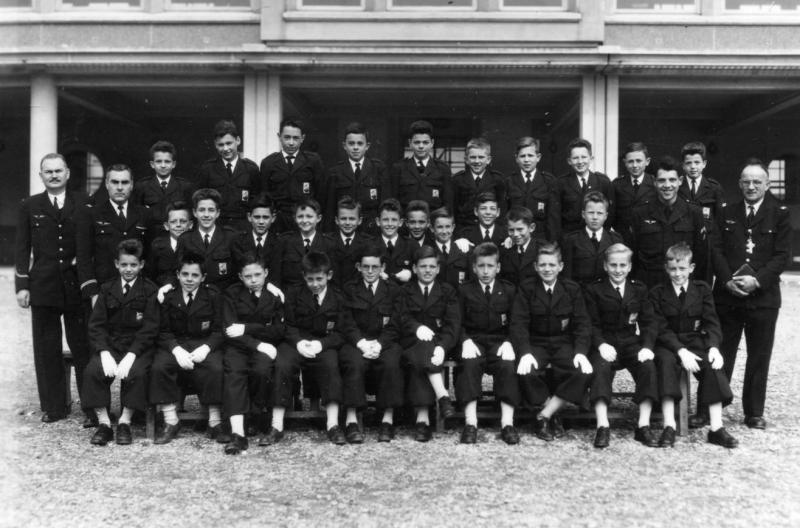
left=650, top=243, right=737, bottom=448
left=404, top=200, right=436, bottom=248
left=149, top=252, right=224, bottom=445
left=452, top=138, right=507, bottom=228
left=611, top=142, right=657, bottom=246
left=272, top=198, right=335, bottom=289
left=328, top=197, right=374, bottom=288
left=339, top=246, right=404, bottom=443
left=390, top=120, right=453, bottom=213
left=430, top=207, right=471, bottom=290
left=561, top=191, right=623, bottom=287
left=82, top=239, right=159, bottom=446
left=396, top=245, right=460, bottom=442
left=506, top=137, right=560, bottom=242
left=195, top=120, right=260, bottom=234
left=511, top=243, right=593, bottom=441
left=557, top=138, right=615, bottom=236
left=499, top=206, right=541, bottom=285
left=222, top=255, right=285, bottom=454
left=584, top=243, right=659, bottom=449
left=375, top=198, right=414, bottom=285
left=136, top=141, right=194, bottom=240
left=455, top=192, right=508, bottom=248
left=456, top=243, right=520, bottom=445
left=148, top=200, right=192, bottom=286
left=231, top=194, right=280, bottom=276
left=259, top=118, right=326, bottom=233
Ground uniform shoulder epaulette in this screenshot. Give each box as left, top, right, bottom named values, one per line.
left=204, top=283, right=221, bottom=295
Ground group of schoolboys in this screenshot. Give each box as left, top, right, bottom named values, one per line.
left=28, top=116, right=743, bottom=454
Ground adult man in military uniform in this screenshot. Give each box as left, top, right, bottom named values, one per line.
left=15, top=153, right=92, bottom=424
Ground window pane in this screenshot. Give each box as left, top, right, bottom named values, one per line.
left=62, top=0, right=140, bottom=7
left=616, top=0, right=697, bottom=10
left=726, top=0, right=800, bottom=11
left=169, top=0, right=249, bottom=7
left=503, top=0, right=565, bottom=7
left=392, top=0, right=473, bottom=7
left=0, top=0, right=32, bottom=7
left=768, top=159, right=786, bottom=199
left=301, top=0, right=362, bottom=6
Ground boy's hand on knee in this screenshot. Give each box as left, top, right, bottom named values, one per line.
left=637, top=348, right=654, bottom=363
left=517, top=353, right=537, bottom=375
left=461, top=339, right=481, bottom=359
left=708, top=347, right=724, bottom=370
left=454, top=238, right=473, bottom=253
left=257, top=342, right=277, bottom=359
left=497, top=341, right=515, bottom=361
left=431, top=346, right=445, bottom=366
left=266, top=282, right=285, bottom=302
left=416, top=325, right=434, bottom=341
left=598, top=343, right=617, bottom=362
left=172, top=346, right=194, bottom=370
left=190, top=345, right=210, bottom=363
left=157, top=284, right=174, bottom=303
left=99, top=351, right=118, bottom=378
left=677, top=348, right=701, bottom=373
left=116, top=353, right=137, bottom=380
left=225, top=323, right=245, bottom=338
left=574, top=353, right=593, bottom=374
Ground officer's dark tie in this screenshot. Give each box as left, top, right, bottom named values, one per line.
left=160, top=179, right=168, bottom=192
left=746, top=205, right=755, bottom=227
left=123, top=282, right=131, bottom=296
left=186, top=292, right=193, bottom=307
left=304, top=238, right=311, bottom=253
left=226, top=162, right=233, bottom=178
left=690, top=178, right=697, bottom=199
left=475, top=175, right=482, bottom=187
left=679, top=286, right=686, bottom=306
left=345, top=237, right=352, bottom=248
left=484, top=284, right=491, bottom=301
left=255, top=235, right=263, bottom=258
left=354, top=162, right=361, bottom=180
left=286, top=155, right=294, bottom=171
left=417, top=161, right=425, bottom=174
left=204, top=233, right=210, bottom=249
left=53, top=196, right=59, bottom=209
left=423, top=285, right=429, bottom=300
left=591, top=231, right=599, bottom=250
left=314, top=293, right=320, bottom=308
left=117, top=204, right=126, bottom=222
left=483, top=229, right=491, bottom=242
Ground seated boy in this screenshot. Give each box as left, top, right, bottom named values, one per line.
left=375, top=198, right=414, bottom=285
left=455, top=192, right=508, bottom=248
left=561, top=191, right=623, bottom=287
left=329, top=197, right=374, bottom=288
left=221, top=254, right=285, bottom=454
left=396, top=245, right=460, bottom=442
left=452, top=138, right=507, bottom=228
left=430, top=207, right=471, bottom=289
left=649, top=242, right=737, bottom=448
left=584, top=243, right=659, bottom=448
left=499, top=206, right=542, bottom=285
left=273, top=198, right=335, bottom=289
left=82, top=239, right=159, bottom=446
left=148, top=200, right=193, bottom=286
left=404, top=199, right=435, bottom=248
left=270, top=252, right=348, bottom=445
left=149, top=252, right=224, bottom=445
left=232, top=193, right=280, bottom=274
left=339, top=246, right=404, bottom=443
left=511, top=242, right=593, bottom=441
left=456, top=242, right=520, bottom=445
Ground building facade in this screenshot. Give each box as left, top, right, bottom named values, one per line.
left=2, top=0, right=800, bottom=263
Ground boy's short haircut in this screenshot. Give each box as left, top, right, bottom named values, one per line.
left=294, top=197, right=322, bottom=215
left=213, top=120, right=239, bottom=139
left=408, top=120, right=434, bottom=139
left=40, top=152, right=67, bottom=168
left=238, top=252, right=265, bottom=273
left=471, top=242, right=500, bottom=264
left=622, top=141, right=649, bottom=158
left=412, top=244, right=439, bottom=265
left=568, top=138, right=593, bottom=155
left=680, top=141, right=707, bottom=161
left=280, top=117, right=306, bottom=134
left=105, top=163, right=132, bottom=181
left=405, top=199, right=430, bottom=218
left=357, top=244, right=385, bottom=264
left=343, top=122, right=368, bottom=141
left=536, top=242, right=562, bottom=263
left=301, top=251, right=332, bottom=275
left=506, top=205, right=534, bottom=226
left=582, top=190, right=609, bottom=210
left=192, top=188, right=223, bottom=209
left=248, top=193, right=276, bottom=214
left=604, top=243, right=633, bottom=263
left=656, top=156, right=681, bottom=174
left=515, top=136, right=540, bottom=155
left=378, top=198, right=403, bottom=217
left=474, top=191, right=498, bottom=208
left=665, top=242, right=693, bottom=264
left=117, top=239, right=144, bottom=260
left=179, top=251, right=207, bottom=275
left=337, top=196, right=362, bottom=216
left=149, top=140, right=176, bottom=160
left=429, top=207, right=454, bottom=224
left=466, top=137, right=491, bottom=155
left=165, top=200, right=191, bottom=216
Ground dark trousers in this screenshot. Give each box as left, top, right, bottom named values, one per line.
left=719, top=306, right=778, bottom=417
left=81, top=350, right=151, bottom=412
left=655, top=347, right=732, bottom=407
left=274, top=343, right=341, bottom=408
left=223, top=346, right=275, bottom=416
left=590, top=340, right=658, bottom=405
left=339, top=343, right=403, bottom=410
left=518, top=338, right=592, bottom=408
left=31, top=304, right=90, bottom=415
left=149, top=349, right=223, bottom=407
left=401, top=341, right=445, bottom=407
left=455, top=343, right=521, bottom=407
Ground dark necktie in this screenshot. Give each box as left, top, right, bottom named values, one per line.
left=204, top=233, right=210, bottom=248
left=252, top=291, right=259, bottom=306
left=546, top=287, right=553, bottom=303
left=123, top=282, right=131, bottom=296
left=484, top=284, right=491, bottom=301
left=475, top=176, right=482, bottom=187
left=368, top=283, right=375, bottom=296
left=314, top=293, right=320, bottom=307
left=690, top=178, right=697, bottom=199
left=678, top=286, right=686, bottom=306
left=304, top=238, right=311, bottom=253
left=186, top=292, right=193, bottom=307
left=580, top=177, right=587, bottom=191
left=423, top=285, right=429, bottom=300
left=616, top=286, right=622, bottom=299
left=591, top=231, right=599, bottom=250
left=53, top=196, right=59, bottom=209
left=746, top=205, right=755, bottom=227
left=160, top=179, right=168, bottom=192
left=518, top=245, right=524, bottom=256
left=484, top=229, right=491, bottom=242
left=441, top=244, right=448, bottom=258
left=632, top=178, right=640, bottom=194
left=345, top=237, right=352, bottom=248
left=354, top=162, right=361, bottom=179
left=386, top=240, right=394, bottom=256
left=286, top=155, right=294, bottom=171
left=117, top=205, right=126, bottom=222
left=525, top=171, right=533, bottom=188
left=417, top=161, right=425, bottom=174
left=255, top=235, right=263, bottom=258
left=226, top=162, right=233, bottom=178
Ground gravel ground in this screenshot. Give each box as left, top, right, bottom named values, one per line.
left=1, top=268, right=799, bottom=527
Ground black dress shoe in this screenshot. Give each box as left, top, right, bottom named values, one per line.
left=154, top=423, right=181, bottom=445
left=224, top=433, right=249, bottom=455
left=744, top=416, right=767, bottom=429
left=116, top=423, right=133, bottom=445
left=438, top=396, right=455, bottom=419
left=207, top=424, right=231, bottom=444
left=549, top=414, right=565, bottom=438
left=634, top=426, right=659, bottom=448
left=90, top=424, right=113, bottom=446
left=688, top=413, right=709, bottom=429
left=500, top=425, right=520, bottom=445
left=82, top=412, right=99, bottom=429
left=593, top=427, right=610, bottom=448
left=259, top=427, right=285, bottom=446
left=414, top=422, right=432, bottom=442
left=534, top=415, right=554, bottom=442
left=345, top=423, right=364, bottom=444
left=708, top=427, right=738, bottom=448
left=41, top=412, right=66, bottom=423
left=460, top=424, right=478, bottom=444
left=658, top=426, right=676, bottom=448
left=377, top=422, right=395, bottom=443
left=327, top=425, right=347, bottom=445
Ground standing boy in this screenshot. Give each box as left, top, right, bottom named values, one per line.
left=499, top=206, right=541, bottom=285
left=558, top=138, right=615, bottom=236
left=430, top=207, right=471, bottom=289
left=231, top=194, right=280, bottom=276
left=390, top=120, right=453, bottom=213
left=455, top=192, right=508, bottom=248
left=561, top=191, right=623, bottom=286
left=404, top=200, right=435, bottom=248
left=612, top=142, right=657, bottom=246
left=328, top=197, right=375, bottom=288
left=148, top=200, right=193, bottom=287
left=136, top=140, right=194, bottom=240
left=452, top=138, right=507, bottom=228
left=375, top=198, right=414, bottom=285
left=272, top=198, right=335, bottom=289
left=506, top=137, right=560, bottom=242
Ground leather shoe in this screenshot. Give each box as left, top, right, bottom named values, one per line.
left=41, top=412, right=66, bottom=423
left=259, top=427, right=285, bottom=446
left=634, top=426, right=659, bottom=448
left=327, top=425, right=346, bottom=445
left=500, top=425, right=520, bottom=445
left=593, top=426, right=610, bottom=448
left=224, top=433, right=249, bottom=455
left=207, top=423, right=231, bottom=444
left=534, top=415, right=554, bottom=441
left=460, top=424, right=478, bottom=444
left=438, top=396, right=455, bottom=419
left=377, top=422, right=394, bottom=443
left=708, top=427, right=738, bottom=448
left=658, top=426, right=676, bottom=448
left=345, top=423, right=364, bottom=444
left=414, top=422, right=432, bottom=442
left=744, top=416, right=766, bottom=429
left=688, top=413, right=709, bottom=429
left=90, top=424, right=113, bottom=446
left=549, top=414, right=565, bottom=438
left=82, top=412, right=98, bottom=429
left=116, top=423, right=133, bottom=445
left=154, top=423, right=181, bottom=445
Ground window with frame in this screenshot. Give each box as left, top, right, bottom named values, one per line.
left=0, top=0, right=33, bottom=7
left=501, top=0, right=566, bottom=8
left=725, top=0, right=800, bottom=11
left=390, top=0, right=475, bottom=9
left=60, top=0, right=141, bottom=8
left=767, top=159, right=786, bottom=199
left=299, top=0, right=363, bottom=7
left=167, top=0, right=250, bottom=8
left=616, top=0, right=698, bottom=11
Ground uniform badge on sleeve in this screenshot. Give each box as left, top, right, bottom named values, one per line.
left=432, top=189, right=440, bottom=199
left=326, top=320, right=335, bottom=332
left=458, top=271, right=465, bottom=284
left=500, top=314, right=508, bottom=326
left=218, top=262, right=228, bottom=275
left=241, top=190, right=249, bottom=202
left=702, top=207, right=710, bottom=219
left=370, top=188, right=378, bottom=200
left=628, top=312, right=638, bottom=324
left=382, top=316, right=390, bottom=326
left=694, top=320, right=702, bottom=331
left=561, top=318, right=570, bottom=330
left=435, top=318, right=443, bottom=328
left=303, top=182, right=311, bottom=194
left=537, top=202, right=545, bottom=212
left=201, top=321, right=210, bottom=331
left=136, top=312, right=143, bottom=321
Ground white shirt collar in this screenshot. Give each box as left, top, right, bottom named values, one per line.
left=253, top=231, right=267, bottom=244
left=382, top=235, right=398, bottom=246
left=349, top=158, right=363, bottom=172
left=121, top=277, right=137, bottom=290
left=170, top=236, right=178, bottom=251
left=472, top=171, right=485, bottom=181
left=415, top=157, right=430, bottom=167
left=521, top=169, right=536, bottom=179
left=480, top=225, right=495, bottom=237
left=199, top=226, right=216, bottom=240
left=439, top=240, right=451, bottom=253
left=47, top=191, right=65, bottom=207
left=687, top=175, right=703, bottom=188
left=341, top=232, right=355, bottom=244
left=746, top=197, right=765, bottom=215
left=301, top=231, right=316, bottom=245
left=224, top=157, right=238, bottom=171
left=364, top=280, right=378, bottom=292
left=480, top=280, right=495, bottom=293
left=610, top=279, right=625, bottom=297
left=631, top=175, right=642, bottom=186
left=672, top=282, right=689, bottom=297
left=314, top=286, right=328, bottom=306
left=418, top=281, right=434, bottom=294
left=542, top=279, right=557, bottom=293
left=586, top=227, right=604, bottom=239
left=183, top=288, right=196, bottom=303
left=110, top=200, right=128, bottom=214
left=157, top=176, right=171, bottom=186
left=282, top=151, right=296, bottom=161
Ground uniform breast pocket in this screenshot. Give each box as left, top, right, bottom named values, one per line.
left=211, top=250, right=232, bottom=276
left=529, top=199, right=547, bottom=219
left=294, top=173, right=314, bottom=197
